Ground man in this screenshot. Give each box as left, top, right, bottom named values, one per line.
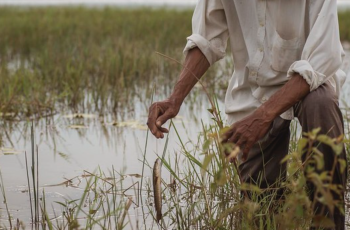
left=147, top=0, right=348, bottom=229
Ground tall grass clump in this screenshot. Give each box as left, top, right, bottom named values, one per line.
left=0, top=7, right=196, bottom=118
left=147, top=100, right=349, bottom=230
left=0, top=7, right=348, bottom=119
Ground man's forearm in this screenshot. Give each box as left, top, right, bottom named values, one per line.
left=222, top=73, right=311, bottom=159
left=258, top=74, right=310, bottom=121
left=147, top=47, right=210, bottom=139
left=169, top=47, right=210, bottom=106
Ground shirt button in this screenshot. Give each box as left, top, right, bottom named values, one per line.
left=260, top=22, right=264, bottom=27
left=259, top=47, right=263, bottom=52
left=251, top=71, right=257, bottom=76
left=262, top=96, right=268, bottom=102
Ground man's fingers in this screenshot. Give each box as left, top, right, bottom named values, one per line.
left=156, top=111, right=173, bottom=129
left=242, top=143, right=253, bottom=161
left=152, top=124, right=169, bottom=139
left=147, top=103, right=173, bottom=139
left=147, top=104, right=159, bottom=125
left=158, top=126, right=169, bottom=133
left=221, top=132, right=232, bottom=143
left=150, top=128, right=165, bottom=139
left=226, top=145, right=240, bottom=163
left=235, top=136, right=246, bottom=147
left=147, top=103, right=164, bottom=138
left=221, top=127, right=235, bottom=143
left=230, top=131, right=241, bottom=144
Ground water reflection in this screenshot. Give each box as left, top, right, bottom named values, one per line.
left=0, top=76, right=225, bottom=227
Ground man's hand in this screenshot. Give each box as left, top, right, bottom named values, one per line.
left=221, top=108, right=273, bottom=161
left=147, top=48, right=210, bottom=139
left=221, top=74, right=310, bottom=161
left=147, top=99, right=180, bottom=139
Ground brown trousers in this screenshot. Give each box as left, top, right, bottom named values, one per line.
left=238, top=83, right=348, bottom=230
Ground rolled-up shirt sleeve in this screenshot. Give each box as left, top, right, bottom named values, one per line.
left=183, top=0, right=229, bottom=66
left=287, top=0, right=345, bottom=91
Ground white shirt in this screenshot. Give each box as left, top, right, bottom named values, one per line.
left=184, top=0, right=346, bottom=125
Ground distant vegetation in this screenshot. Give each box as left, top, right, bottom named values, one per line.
left=0, top=7, right=195, bottom=118
left=0, top=7, right=349, bottom=118
left=339, top=11, right=350, bottom=42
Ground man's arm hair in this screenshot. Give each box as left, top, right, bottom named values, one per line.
left=258, top=74, right=310, bottom=122
left=169, top=47, right=210, bottom=107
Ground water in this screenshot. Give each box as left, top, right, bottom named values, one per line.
left=0, top=85, right=220, bottom=228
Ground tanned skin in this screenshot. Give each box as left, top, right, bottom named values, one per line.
left=147, top=47, right=310, bottom=161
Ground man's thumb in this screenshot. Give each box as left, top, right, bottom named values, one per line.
left=156, top=111, right=172, bottom=128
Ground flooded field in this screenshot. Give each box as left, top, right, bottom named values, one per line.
left=0, top=93, right=219, bottom=229
left=0, top=7, right=349, bottom=230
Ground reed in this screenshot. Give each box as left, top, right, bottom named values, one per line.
left=0, top=168, right=12, bottom=229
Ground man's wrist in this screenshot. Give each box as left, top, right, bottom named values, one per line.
left=256, top=104, right=277, bottom=123
left=168, top=95, right=183, bottom=108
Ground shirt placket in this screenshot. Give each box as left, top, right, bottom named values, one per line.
left=249, top=0, right=267, bottom=85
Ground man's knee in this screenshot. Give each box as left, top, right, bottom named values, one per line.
left=295, top=83, right=344, bottom=136
left=299, top=83, right=339, bottom=115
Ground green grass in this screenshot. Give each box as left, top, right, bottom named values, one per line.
left=0, top=7, right=196, bottom=118
left=0, top=7, right=349, bottom=230
left=339, top=11, right=350, bottom=42
left=153, top=118, right=349, bottom=230
left=2, top=120, right=347, bottom=229
left=6, top=116, right=345, bottom=230
left=0, top=7, right=348, bottom=118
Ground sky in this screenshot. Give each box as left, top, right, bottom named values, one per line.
left=0, top=0, right=198, bottom=6
left=0, top=0, right=348, bottom=7
left=0, top=0, right=349, bottom=7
